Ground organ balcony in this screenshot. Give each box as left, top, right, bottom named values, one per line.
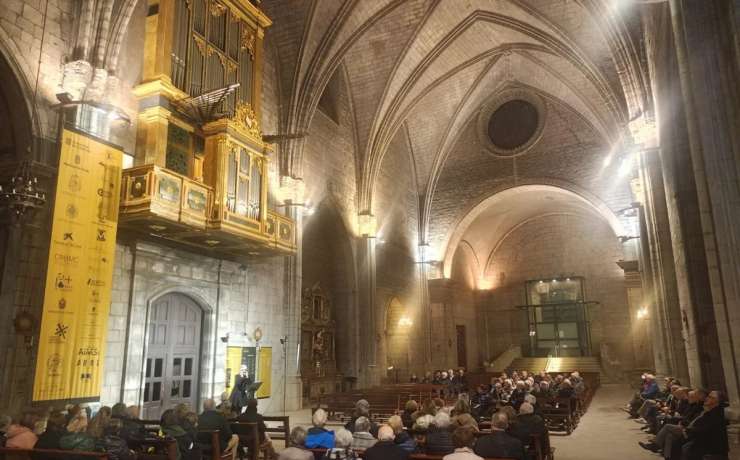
left=118, top=162, right=296, bottom=257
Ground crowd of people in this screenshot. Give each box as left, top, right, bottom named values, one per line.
left=626, top=373, right=729, bottom=460
left=0, top=395, right=278, bottom=460
left=279, top=367, right=579, bottom=460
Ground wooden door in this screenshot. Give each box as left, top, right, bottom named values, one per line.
left=456, top=325, right=467, bottom=369
left=142, top=294, right=202, bottom=419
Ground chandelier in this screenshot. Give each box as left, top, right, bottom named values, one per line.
left=0, top=161, right=47, bottom=219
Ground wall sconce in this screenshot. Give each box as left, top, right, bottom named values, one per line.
left=254, top=327, right=263, bottom=343
left=637, top=306, right=649, bottom=319
left=14, top=311, right=35, bottom=349
left=398, top=316, right=413, bottom=328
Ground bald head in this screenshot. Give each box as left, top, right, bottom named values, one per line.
left=492, top=411, right=509, bottom=430
left=203, top=399, right=216, bottom=410
left=378, top=424, right=395, bottom=441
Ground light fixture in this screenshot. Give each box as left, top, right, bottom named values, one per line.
left=0, top=161, right=47, bottom=220
left=398, top=316, right=413, bottom=328
left=618, top=235, right=640, bottom=243
left=637, top=306, right=649, bottom=319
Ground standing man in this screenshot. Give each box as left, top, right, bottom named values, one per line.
left=229, top=365, right=253, bottom=414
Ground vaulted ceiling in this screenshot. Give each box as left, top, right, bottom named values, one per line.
left=264, top=0, right=647, bottom=253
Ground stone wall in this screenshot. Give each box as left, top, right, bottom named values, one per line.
left=476, top=213, right=635, bottom=378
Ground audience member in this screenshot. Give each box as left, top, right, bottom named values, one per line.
left=443, top=427, right=482, bottom=460
left=111, top=403, right=145, bottom=442
left=160, top=409, right=200, bottom=460
left=35, top=411, right=67, bottom=450
left=401, top=400, right=418, bottom=429
left=322, top=428, right=356, bottom=460
left=363, top=425, right=408, bottom=460
left=60, top=411, right=95, bottom=451
left=95, top=418, right=134, bottom=460
left=473, top=412, right=524, bottom=460
left=199, top=398, right=239, bottom=459
left=350, top=416, right=376, bottom=449
left=512, top=402, right=547, bottom=459
left=87, top=406, right=112, bottom=439
left=344, top=400, right=378, bottom=436
left=681, top=390, right=729, bottom=460
left=278, top=427, right=313, bottom=460
left=388, top=415, right=416, bottom=452
left=306, top=409, right=335, bottom=449
left=425, top=411, right=454, bottom=455
left=5, top=411, right=39, bottom=449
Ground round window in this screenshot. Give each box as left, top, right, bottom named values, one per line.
left=487, top=99, right=540, bottom=151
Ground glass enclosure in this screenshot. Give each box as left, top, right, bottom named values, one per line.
left=521, top=277, right=592, bottom=357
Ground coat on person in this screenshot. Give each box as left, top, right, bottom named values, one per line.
left=363, top=440, right=409, bottom=460
left=278, top=446, right=314, bottom=460
left=198, top=409, right=234, bottom=451
left=682, top=406, right=729, bottom=459
left=305, top=427, right=335, bottom=449
left=424, top=426, right=454, bottom=455
left=59, top=431, right=96, bottom=451
left=4, top=425, right=37, bottom=449
left=473, top=431, right=525, bottom=460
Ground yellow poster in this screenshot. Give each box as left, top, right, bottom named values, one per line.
left=256, top=347, right=272, bottom=399
left=33, top=128, right=122, bottom=401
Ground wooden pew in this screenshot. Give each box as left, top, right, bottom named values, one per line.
left=306, top=448, right=521, bottom=460
left=126, top=437, right=178, bottom=460
left=261, top=416, right=289, bottom=444
left=0, top=447, right=108, bottom=459
left=197, top=430, right=233, bottom=460
left=229, top=422, right=260, bottom=460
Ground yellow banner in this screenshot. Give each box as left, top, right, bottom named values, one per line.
left=256, top=347, right=272, bottom=399
left=33, top=129, right=122, bottom=401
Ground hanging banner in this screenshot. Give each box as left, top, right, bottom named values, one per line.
left=33, top=128, right=122, bottom=401
left=256, top=347, right=272, bottom=399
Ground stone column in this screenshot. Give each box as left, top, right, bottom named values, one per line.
left=669, top=0, right=740, bottom=410
left=278, top=176, right=305, bottom=410
left=357, top=213, right=378, bottom=386
left=638, top=149, right=690, bottom=384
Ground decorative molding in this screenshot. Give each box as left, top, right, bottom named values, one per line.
left=193, top=34, right=207, bottom=56
left=232, top=102, right=261, bottom=139
left=209, top=2, right=227, bottom=17
left=240, top=27, right=256, bottom=59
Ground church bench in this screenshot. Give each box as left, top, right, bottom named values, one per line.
left=262, top=416, right=290, bottom=443
left=228, top=423, right=261, bottom=460
left=197, top=429, right=236, bottom=460
left=541, top=398, right=577, bottom=434
left=306, top=448, right=519, bottom=460
left=126, top=437, right=178, bottom=460
left=0, top=447, right=109, bottom=459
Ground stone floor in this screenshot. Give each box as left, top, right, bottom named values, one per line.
left=267, top=384, right=740, bottom=459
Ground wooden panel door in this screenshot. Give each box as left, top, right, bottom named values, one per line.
left=456, top=325, right=467, bottom=369
left=142, top=294, right=202, bottom=419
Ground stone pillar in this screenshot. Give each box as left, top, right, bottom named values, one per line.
left=279, top=176, right=304, bottom=410
left=638, top=149, right=690, bottom=384
left=669, top=0, right=740, bottom=408
left=642, top=3, right=721, bottom=391
left=357, top=213, right=378, bottom=386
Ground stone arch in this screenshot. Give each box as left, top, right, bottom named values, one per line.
left=441, top=183, right=624, bottom=279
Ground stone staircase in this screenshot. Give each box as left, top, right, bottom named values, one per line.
left=506, top=356, right=603, bottom=377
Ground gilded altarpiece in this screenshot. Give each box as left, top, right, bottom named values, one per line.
left=300, top=284, right=342, bottom=400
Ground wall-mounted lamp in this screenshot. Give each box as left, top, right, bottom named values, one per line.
left=637, top=306, right=649, bottom=319
left=398, top=316, right=413, bottom=328
left=358, top=213, right=377, bottom=238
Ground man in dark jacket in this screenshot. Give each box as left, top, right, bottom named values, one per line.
left=198, top=398, right=237, bottom=454
left=474, top=412, right=525, bottom=460
left=36, top=411, right=68, bottom=449
left=639, top=389, right=707, bottom=455
left=681, top=391, right=729, bottom=460
left=511, top=402, right=547, bottom=458
left=364, top=425, right=408, bottom=460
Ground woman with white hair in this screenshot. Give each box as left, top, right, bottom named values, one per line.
left=278, top=427, right=313, bottom=460
left=321, top=428, right=357, bottom=460
left=306, top=409, right=335, bottom=449
left=425, top=411, right=454, bottom=455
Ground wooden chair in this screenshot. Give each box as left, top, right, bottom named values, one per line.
left=196, top=430, right=232, bottom=460
left=229, top=422, right=259, bottom=460
left=261, top=416, right=289, bottom=445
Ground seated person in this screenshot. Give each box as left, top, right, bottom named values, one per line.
left=363, top=425, right=408, bottom=460
left=443, top=426, right=482, bottom=460
left=36, top=410, right=68, bottom=450
left=344, top=400, right=378, bottom=437
left=5, top=411, right=39, bottom=449
left=387, top=415, right=415, bottom=453
left=628, top=374, right=659, bottom=417
left=401, top=400, right=418, bottom=430
left=306, top=408, right=335, bottom=449
left=95, top=418, right=134, bottom=460
left=473, top=412, right=525, bottom=460
left=411, top=414, right=434, bottom=449
left=638, top=388, right=707, bottom=456
left=237, top=399, right=276, bottom=459
left=681, top=391, right=729, bottom=460
left=322, top=428, right=356, bottom=460
left=198, top=398, right=238, bottom=459
left=350, top=416, right=376, bottom=450
left=425, top=412, right=454, bottom=455
left=278, top=426, right=313, bottom=460
left=111, top=403, right=146, bottom=442
left=160, top=409, right=201, bottom=460
left=510, top=381, right=527, bottom=411
left=511, top=403, right=547, bottom=459
left=59, top=411, right=95, bottom=451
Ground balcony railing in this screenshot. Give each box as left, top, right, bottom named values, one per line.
left=119, top=165, right=296, bottom=257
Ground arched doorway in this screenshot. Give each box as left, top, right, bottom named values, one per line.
left=142, top=293, right=203, bottom=419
